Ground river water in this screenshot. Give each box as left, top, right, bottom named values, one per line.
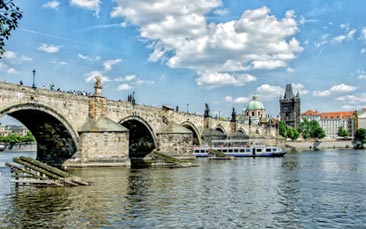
left=1, top=149, right=366, bottom=228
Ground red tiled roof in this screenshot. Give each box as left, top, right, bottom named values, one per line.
left=320, top=111, right=354, bottom=119
left=301, top=110, right=355, bottom=119
left=301, top=109, right=319, bottom=116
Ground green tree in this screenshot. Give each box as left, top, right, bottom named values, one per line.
left=298, top=119, right=311, bottom=139
left=0, top=0, right=22, bottom=57
left=22, top=131, right=36, bottom=142
left=298, top=119, right=326, bottom=139
left=355, top=128, right=366, bottom=143
left=337, top=127, right=349, bottom=137
left=0, top=132, right=36, bottom=144
left=313, top=127, right=326, bottom=139
left=278, top=121, right=287, bottom=137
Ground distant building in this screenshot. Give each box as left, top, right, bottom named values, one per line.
left=3, top=125, right=29, bottom=136
left=355, top=109, right=366, bottom=130
left=301, top=109, right=355, bottom=138
left=279, top=84, right=301, bottom=129
left=238, top=95, right=268, bottom=125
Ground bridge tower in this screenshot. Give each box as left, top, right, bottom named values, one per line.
left=74, top=76, right=130, bottom=166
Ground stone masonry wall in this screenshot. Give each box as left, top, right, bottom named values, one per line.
left=156, top=133, right=194, bottom=159
left=73, top=132, right=130, bottom=166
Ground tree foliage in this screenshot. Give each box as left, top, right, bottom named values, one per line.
left=355, top=128, right=366, bottom=143
left=0, top=0, right=22, bottom=57
left=0, top=131, right=36, bottom=144
left=278, top=121, right=299, bottom=140
left=278, top=121, right=287, bottom=137
left=298, top=119, right=326, bottom=139
left=337, top=126, right=349, bottom=137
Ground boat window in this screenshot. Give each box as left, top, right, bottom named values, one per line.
left=228, top=149, right=233, bottom=153
left=273, top=148, right=277, bottom=152
left=200, top=150, right=205, bottom=153
left=266, top=148, right=272, bottom=152
left=194, top=149, right=199, bottom=153
left=240, top=149, right=245, bottom=153
left=234, top=149, right=239, bottom=152
left=223, top=149, right=227, bottom=153
left=246, top=149, right=251, bottom=153
left=257, top=149, right=262, bottom=153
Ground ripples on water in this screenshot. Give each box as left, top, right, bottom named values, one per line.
left=1, top=149, right=366, bottom=228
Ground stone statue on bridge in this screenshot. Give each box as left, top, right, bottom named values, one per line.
left=231, top=107, right=236, bottom=122
left=204, top=103, right=210, bottom=118
left=94, top=75, right=102, bottom=97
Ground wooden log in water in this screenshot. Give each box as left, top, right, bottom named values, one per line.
left=6, top=159, right=89, bottom=187
left=19, top=156, right=70, bottom=178
left=5, top=162, right=49, bottom=180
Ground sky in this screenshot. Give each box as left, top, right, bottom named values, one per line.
left=2, top=0, right=366, bottom=124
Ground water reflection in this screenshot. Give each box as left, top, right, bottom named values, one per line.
left=1, top=150, right=366, bottom=228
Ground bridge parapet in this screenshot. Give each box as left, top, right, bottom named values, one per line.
left=0, top=81, right=279, bottom=167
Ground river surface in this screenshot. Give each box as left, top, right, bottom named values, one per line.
left=1, top=149, right=366, bottom=228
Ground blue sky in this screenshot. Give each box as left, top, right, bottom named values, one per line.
left=2, top=0, right=366, bottom=124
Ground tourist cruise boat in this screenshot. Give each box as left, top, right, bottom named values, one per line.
left=193, top=140, right=286, bottom=158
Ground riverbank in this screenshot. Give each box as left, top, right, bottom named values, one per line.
left=2, top=142, right=36, bottom=152
left=285, top=139, right=352, bottom=152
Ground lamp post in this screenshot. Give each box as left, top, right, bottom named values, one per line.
left=187, top=103, right=189, bottom=113
left=32, top=69, right=36, bottom=89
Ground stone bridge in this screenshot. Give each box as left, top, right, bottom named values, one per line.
left=0, top=80, right=278, bottom=167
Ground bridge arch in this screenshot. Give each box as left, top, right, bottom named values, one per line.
left=181, top=121, right=201, bottom=146
left=0, top=103, right=80, bottom=165
left=238, top=128, right=247, bottom=135
left=119, top=116, right=157, bottom=159
left=214, top=125, right=227, bottom=135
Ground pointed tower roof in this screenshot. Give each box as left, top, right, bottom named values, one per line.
left=284, top=84, right=294, bottom=99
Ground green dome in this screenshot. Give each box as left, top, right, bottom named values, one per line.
left=245, top=95, right=265, bottom=111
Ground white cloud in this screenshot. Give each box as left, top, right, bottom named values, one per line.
left=111, top=2, right=302, bottom=88
left=234, top=97, right=250, bottom=104
left=115, top=75, right=136, bottom=82
left=292, top=83, right=309, bottom=95
left=117, top=83, right=132, bottom=91
left=336, top=93, right=366, bottom=104
left=329, top=83, right=356, bottom=92
left=341, top=105, right=355, bottom=110
left=340, top=23, right=349, bottom=31
left=225, top=96, right=233, bottom=103
left=114, top=74, right=154, bottom=89
left=78, top=53, right=100, bottom=62
left=84, top=71, right=111, bottom=83
left=361, top=48, right=366, bottom=54
left=286, top=67, right=295, bottom=73
left=52, top=60, right=67, bottom=65
left=256, top=84, right=284, bottom=101
left=360, top=27, right=366, bottom=41
left=103, top=59, right=122, bottom=71
left=331, top=35, right=346, bottom=43
left=213, top=8, right=230, bottom=16
left=196, top=72, right=256, bottom=89
left=2, top=50, right=32, bottom=63
left=357, top=69, right=366, bottom=79
left=0, top=62, right=19, bottom=74
left=38, top=43, right=60, bottom=53
left=225, top=96, right=249, bottom=104
left=313, top=83, right=356, bottom=97
left=43, top=0, right=60, bottom=9
left=69, top=0, right=100, bottom=16
left=313, top=90, right=330, bottom=97
left=347, top=29, right=356, bottom=40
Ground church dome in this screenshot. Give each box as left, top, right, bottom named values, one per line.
left=245, top=95, right=265, bottom=111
